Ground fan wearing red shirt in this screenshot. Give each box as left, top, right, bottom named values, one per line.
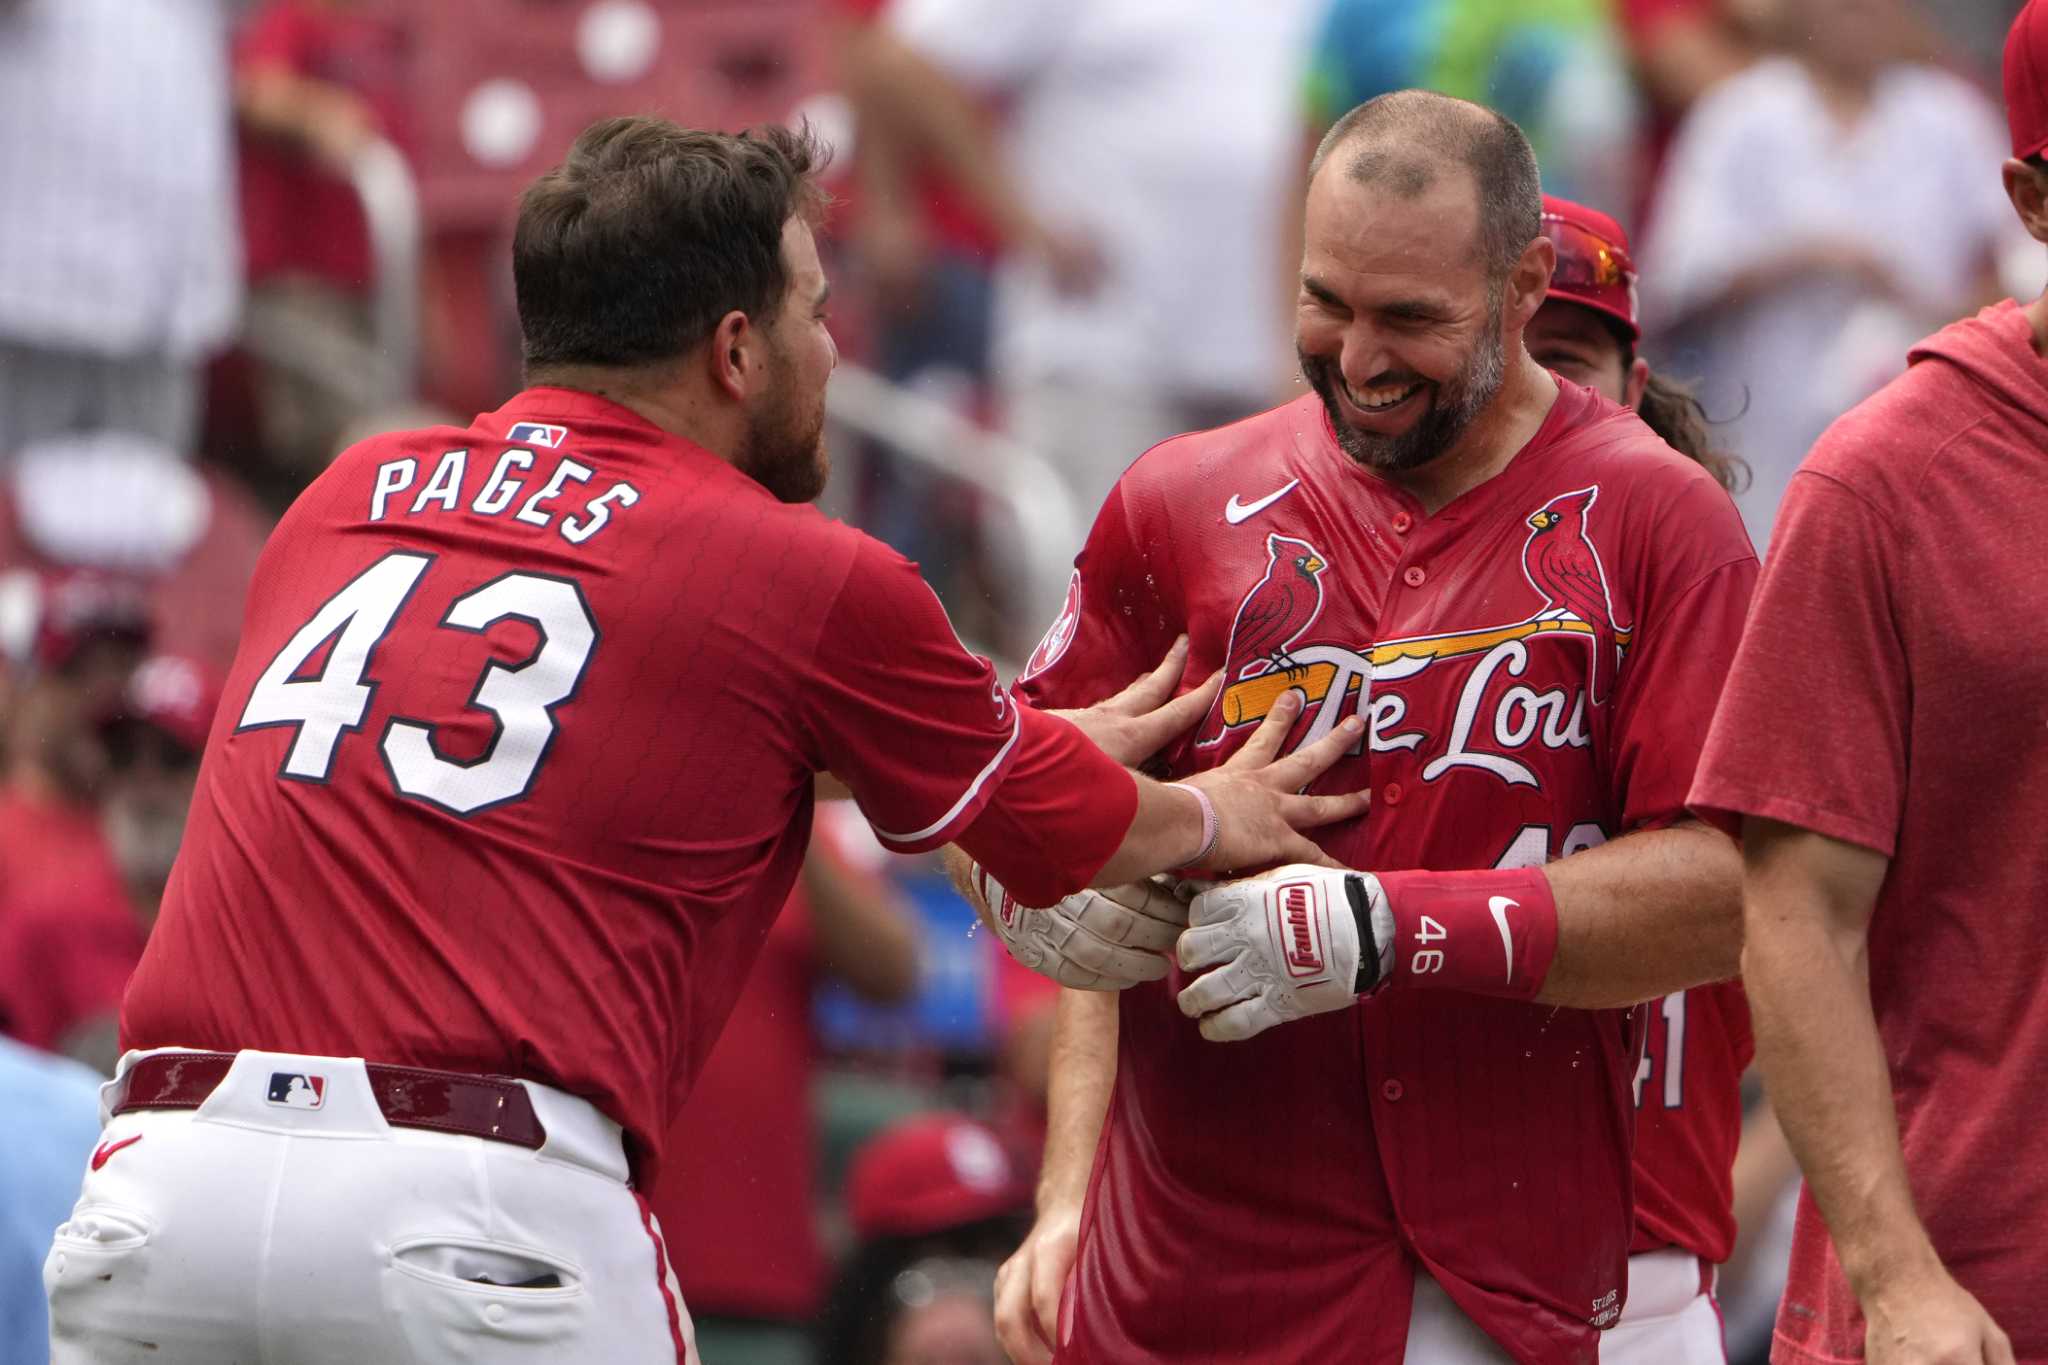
left=41, top=118, right=1367, bottom=1365
left=1689, top=8, right=2048, bottom=1363
left=970, top=93, right=1756, bottom=1365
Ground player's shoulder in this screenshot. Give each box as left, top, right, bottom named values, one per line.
left=1538, top=382, right=1755, bottom=570
left=1115, top=395, right=1327, bottom=511
left=1806, top=303, right=2038, bottom=505
left=1547, top=381, right=1732, bottom=501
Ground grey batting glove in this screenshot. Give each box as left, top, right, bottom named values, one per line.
left=1176, top=865, right=1394, bottom=1041
left=969, top=863, right=1191, bottom=990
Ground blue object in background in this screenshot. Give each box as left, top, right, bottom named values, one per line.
left=816, top=871, right=994, bottom=1056
left=0, top=1037, right=103, bottom=1365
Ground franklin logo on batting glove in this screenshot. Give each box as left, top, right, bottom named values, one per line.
left=1177, top=866, right=1393, bottom=1042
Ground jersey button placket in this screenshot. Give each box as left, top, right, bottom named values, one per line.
left=1390, top=510, right=1414, bottom=535
left=1381, top=1079, right=1404, bottom=1102
left=1402, top=565, right=1427, bottom=588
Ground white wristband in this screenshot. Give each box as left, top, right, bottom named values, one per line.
left=1172, top=782, right=1219, bottom=867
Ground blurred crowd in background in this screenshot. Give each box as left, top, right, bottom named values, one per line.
left=0, top=1, right=2036, bottom=1363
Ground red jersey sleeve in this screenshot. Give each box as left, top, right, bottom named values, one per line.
left=800, top=538, right=1136, bottom=900
left=1017, top=479, right=1180, bottom=714
left=1606, top=480, right=1759, bottom=831
left=1689, top=471, right=1906, bottom=853
left=800, top=538, right=1025, bottom=852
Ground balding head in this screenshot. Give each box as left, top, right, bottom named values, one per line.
left=1309, top=90, right=1542, bottom=286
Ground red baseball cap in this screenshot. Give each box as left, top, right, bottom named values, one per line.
left=1539, top=194, right=1639, bottom=342
left=0, top=566, right=152, bottom=675
left=2006, top=0, right=2048, bottom=158
left=110, top=654, right=223, bottom=754
left=846, top=1114, right=1031, bottom=1241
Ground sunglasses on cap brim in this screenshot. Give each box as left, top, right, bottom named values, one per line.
left=1540, top=214, right=1636, bottom=293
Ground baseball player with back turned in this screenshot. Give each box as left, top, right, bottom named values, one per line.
left=961, top=91, right=1758, bottom=1364
left=39, top=118, right=1368, bottom=1364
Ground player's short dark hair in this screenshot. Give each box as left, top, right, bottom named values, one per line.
left=1309, top=90, right=1541, bottom=285
left=513, top=116, right=829, bottom=373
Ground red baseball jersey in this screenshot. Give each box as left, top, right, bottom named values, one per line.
left=1692, top=301, right=2048, bottom=1363
left=121, top=387, right=1136, bottom=1179
left=1628, top=982, right=1751, bottom=1262
left=1020, top=384, right=1756, bottom=1364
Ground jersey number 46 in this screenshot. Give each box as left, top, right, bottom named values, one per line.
left=236, top=551, right=598, bottom=816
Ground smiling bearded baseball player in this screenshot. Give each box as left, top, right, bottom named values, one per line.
left=960, top=92, right=1758, bottom=1363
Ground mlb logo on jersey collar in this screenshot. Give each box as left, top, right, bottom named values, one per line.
left=506, top=421, right=570, bottom=448
left=266, top=1072, right=327, bottom=1109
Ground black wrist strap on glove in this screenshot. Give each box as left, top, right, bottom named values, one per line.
left=1344, top=873, right=1380, bottom=996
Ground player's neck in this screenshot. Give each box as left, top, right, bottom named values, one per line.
left=525, top=367, right=746, bottom=464
left=1390, top=352, right=1559, bottom=516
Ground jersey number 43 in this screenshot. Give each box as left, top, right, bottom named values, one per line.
left=236, top=551, right=598, bottom=816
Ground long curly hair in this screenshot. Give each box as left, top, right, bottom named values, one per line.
left=1634, top=367, right=1748, bottom=494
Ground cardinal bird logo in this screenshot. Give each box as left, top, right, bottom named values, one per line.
left=1197, top=533, right=1330, bottom=746
left=1520, top=486, right=1631, bottom=704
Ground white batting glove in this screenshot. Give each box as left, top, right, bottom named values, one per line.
left=969, top=863, right=1191, bottom=990
left=1175, top=866, right=1395, bottom=1041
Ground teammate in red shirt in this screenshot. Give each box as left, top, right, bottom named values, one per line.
left=976, top=92, right=1756, bottom=1364
left=42, top=118, right=1367, bottom=1365
left=1689, top=8, right=2048, bottom=1362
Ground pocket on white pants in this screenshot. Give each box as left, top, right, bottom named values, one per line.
left=45, top=1204, right=159, bottom=1359
left=383, top=1234, right=589, bottom=1357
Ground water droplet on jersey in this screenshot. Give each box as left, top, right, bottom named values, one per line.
left=965, top=921, right=978, bottom=939
left=1523, top=1050, right=1532, bottom=1059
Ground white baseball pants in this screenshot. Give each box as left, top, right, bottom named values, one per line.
left=1600, top=1249, right=1728, bottom=1364
left=44, top=1048, right=695, bottom=1364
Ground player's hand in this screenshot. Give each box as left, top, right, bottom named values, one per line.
left=970, top=863, right=1190, bottom=990
left=993, top=1204, right=1081, bottom=1365
left=1863, top=1268, right=2015, bottom=1365
left=1175, top=865, right=1394, bottom=1042
left=1178, top=690, right=1371, bottom=873
left=1047, top=635, right=1219, bottom=769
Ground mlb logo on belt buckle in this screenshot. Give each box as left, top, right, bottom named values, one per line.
left=266, top=1072, right=327, bottom=1109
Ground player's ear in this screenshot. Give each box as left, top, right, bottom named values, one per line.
left=708, top=310, right=754, bottom=401
left=2002, top=157, right=2048, bottom=245
left=1503, top=235, right=1554, bottom=334
left=1623, top=356, right=1650, bottom=409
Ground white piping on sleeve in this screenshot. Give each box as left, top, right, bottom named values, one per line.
left=868, top=706, right=1023, bottom=846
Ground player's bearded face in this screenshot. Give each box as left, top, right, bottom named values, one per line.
left=736, top=329, right=829, bottom=504
left=1300, top=295, right=1505, bottom=475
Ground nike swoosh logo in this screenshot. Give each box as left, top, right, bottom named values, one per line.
left=1224, top=480, right=1300, bottom=524
left=1487, top=897, right=1518, bottom=986
left=90, top=1134, right=142, bottom=1171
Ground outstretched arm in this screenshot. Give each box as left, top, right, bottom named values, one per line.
left=1536, top=819, right=1741, bottom=1007
left=1742, top=818, right=2012, bottom=1365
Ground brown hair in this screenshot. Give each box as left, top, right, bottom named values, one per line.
left=514, top=117, right=829, bottom=374
left=1633, top=368, right=1748, bottom=494
left=1310, top=89, right=1542, bottom=284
